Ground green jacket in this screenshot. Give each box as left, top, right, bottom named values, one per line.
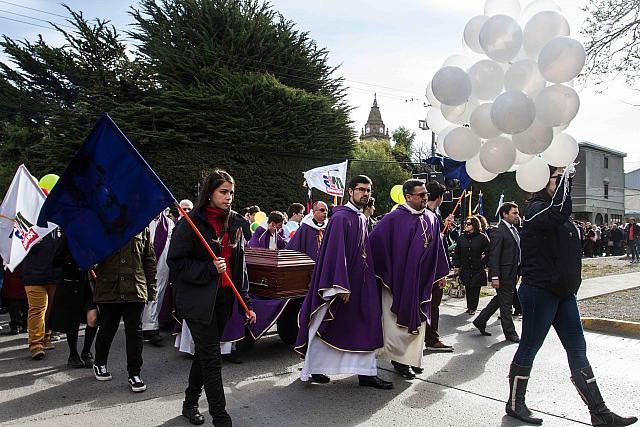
left=93, top=229, right=157, bottom=304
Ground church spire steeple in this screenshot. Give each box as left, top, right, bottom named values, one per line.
left=360, top=93, right=389, bottom=141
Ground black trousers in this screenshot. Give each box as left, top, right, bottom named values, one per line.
left=464, top=286, right=481, bottom=311
left=425, top=285, right=443, bottom=346
left=94, top=302, right=145, bottom=376
left=512, top=287, right=522, bottom=314
left=475, top=280, right=516, bottom=336
left=184, top=288, right=233, bottom=426
left=7, top=299, right=28, bottom=330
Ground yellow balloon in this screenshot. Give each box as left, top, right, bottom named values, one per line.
left=39, top=174, right=59, bottom=191
left=390, top=185, right=405, bottom=204
left=253, top=211, right=267, bottom=224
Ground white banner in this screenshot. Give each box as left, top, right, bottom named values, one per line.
left=0, top=165, right=58, bottom=271
left=303, top=160, right=348, bottom=197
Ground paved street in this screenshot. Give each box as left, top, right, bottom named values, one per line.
left=1, top=275, right=639, bottom=426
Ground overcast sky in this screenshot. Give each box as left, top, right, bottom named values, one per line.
left=1, top=0, right=639, bottom=169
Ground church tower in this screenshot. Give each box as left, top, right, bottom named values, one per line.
left=360, top=93, right=390, bottom=141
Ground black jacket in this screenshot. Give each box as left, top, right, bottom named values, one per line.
left=488, top=221, right=520, bottom=286
left=167, top=209, right=251, bottom=324
left=22, top=229, right=66, bottom=286
left=453, top=231, right=490, bottom=288
left=520, top=185, right=582, bottom=297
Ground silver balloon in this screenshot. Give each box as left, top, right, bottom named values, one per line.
left=432, top=66, right=473, bottom=106
left=514, top=148, right=534, bottom=165
left=479, top=136, right=517, bottom=173
left=466, top=154, right=498, bottom=182
left=538, top=37, right=586, bottom=83
left=464, top=16, right=489, bottom=54
left=444, top=127, right=481, bottom=161
left=468, top=59, right=505, bottom=100
left=479, top=15, right=523, bottom=63
left=535, top=84, right=580, bottom=126
left=521, top=0, right=562, bottom=24
left=436, top=125, right=457, bottom=156
left=513, top=120, right=554, bottom=154
left=516, top=155, right=551, bottom=192
left=426, top=107, right=451, bottom=133
left=523, top=11, right=570, bottom=59
left=442, top=99, right=478, bottom=125
left=541, top=133, right=579, bottom=167
left=443, top=54, right=474, bottom=71
left=504, top=59, right=546, bottom=97
left=426, top=81, right=441, bottom=108
left=485, top=0, right=521, bottom=19
left=470, top=103, right=502, bottom=139
left=491, top=90, right=536, bottom=134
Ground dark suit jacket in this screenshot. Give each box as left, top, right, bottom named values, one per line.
left=488, top=220, right=520, bottom=286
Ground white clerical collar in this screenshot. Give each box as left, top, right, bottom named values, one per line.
left=301, top=213, right=327, bottom=230
left=345, top=201, right=361, bottom=212
left=403, top=203, right=426, bottom=215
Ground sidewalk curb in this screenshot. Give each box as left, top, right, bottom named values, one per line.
left=581, top=317, right=640, bottom=338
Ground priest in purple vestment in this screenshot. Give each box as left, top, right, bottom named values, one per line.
left=285, top=201, right=328, bottom=261
left=294, top=175, right=392, bottom=390
left=370, top=179, right=450, bottom=380
left=247, top=211, right=286, bottom=250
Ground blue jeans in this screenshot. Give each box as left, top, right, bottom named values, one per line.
left=512, top=284, right=590, bottom=372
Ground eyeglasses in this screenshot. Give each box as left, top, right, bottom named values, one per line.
left=317, top=208, right=327, bottom=212
left=354, top=187, right=371, bottom=193
left=408, top=192, right=428, bottom=198
left=465, top=222, right=472, bottom=226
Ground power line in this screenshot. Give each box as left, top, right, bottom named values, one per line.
left=0, top=8, right=75, bottom=29
left=0, top=0, right=68, bottom=19
left=0, top=14, right=54, bottom=30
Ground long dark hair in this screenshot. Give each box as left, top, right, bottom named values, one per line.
left=195, top=169, right=235, bottom=212
left=528, top=165, right=560, bottom=203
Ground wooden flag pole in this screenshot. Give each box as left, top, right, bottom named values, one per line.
left=176, top=203, right=251, bottom=316
left=443, top=190, right=466, bottom=234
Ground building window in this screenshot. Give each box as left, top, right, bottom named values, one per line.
left=604, top=184, right=609, bottom=199
left=604, top=157, right=609, bottom=169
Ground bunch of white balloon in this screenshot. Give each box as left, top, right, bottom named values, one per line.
left=426, top=0, right=585, bottom=192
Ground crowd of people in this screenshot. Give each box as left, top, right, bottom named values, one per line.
left=0, top=168, right=637, bottom=427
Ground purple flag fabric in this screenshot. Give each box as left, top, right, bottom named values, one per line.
left=369, top=205, right=450, bottom=333
left=247, top=225, right=286, bottom=250
left=294, top=206, right=383, bottom=355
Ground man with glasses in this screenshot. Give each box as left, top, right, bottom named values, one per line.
left=286, top=201, right=328, bottom=261
left=370, top=179, right=450, bottom=379
left=295, top=175, right=392, bottom=389
left=424, top=181, right=455, bottom=352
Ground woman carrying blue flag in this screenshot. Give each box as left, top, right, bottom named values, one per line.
left=167, top=170, right=255, bottom=426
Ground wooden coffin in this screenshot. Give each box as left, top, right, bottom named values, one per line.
left=245, top=248, right=315, bottom=299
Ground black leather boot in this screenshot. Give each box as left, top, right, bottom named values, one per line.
left=182, top=404, right=205, bottom=425
left=505, top=363, right=543, bottom=425
left=571, top=366, right=638, bottom=426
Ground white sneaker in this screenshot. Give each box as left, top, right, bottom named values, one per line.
left=128, top=375, right=147, bottom=392
left=93, top=364, right=112, bottom=381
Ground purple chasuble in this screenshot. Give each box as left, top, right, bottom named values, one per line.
left=294, top=205, right=383, bottom=355
left=247, top=226, right=286, bottom=250
left=285, top=221, right=324, bottom=261
left=153, top=214, right=170, bottom=259
left=369, top=205, right=450, bottom=333
left=221, top=296, right=291, bottom=342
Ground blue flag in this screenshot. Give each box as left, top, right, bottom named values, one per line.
left=424, top=155, right=472, bottom=189
left=37, top=114, right=176, bottom=270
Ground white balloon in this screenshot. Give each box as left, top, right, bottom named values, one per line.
left=426, top=81, right=441, bottom=108
left=523, top=11, right=570, bottom=59
left=436, top=125, right=457, bottom=156
left=442, top=99, right=478, bottom=125
left=535, top=84, right=580, bottom=126
left=470, top=102, right=502, bottom=139
left=516, top=156, right=550, bottom=192
left=514, top=148, right=534, bottom=165
left=521, top=0, right=562, bottom=24
left=479, top=15, right=523, bottom=63
left=538, top=36, right=586, bottom=83
left=513, top=120, right=554, bottom=154
left=443, top=54, right=474, bottom=70
left=464, top=16, right=489, bottom=54
left=504, top=59, right=547, bottom=97
left=541, top=133, right=579, bottom=166
left=432, top=66, right=473, bottom=106
left=426, top=107, right=451, bottom=133
left=491, top=90, right=536, bottom=134
left=468, top=59, right=505, bottom=100
left=485, top=0, right=521, bottom=19
left=444, top=127, right=481, bottom=161
left=479, top=136, right=517, bottom=173
left=466, top=154, right=498, bottom=182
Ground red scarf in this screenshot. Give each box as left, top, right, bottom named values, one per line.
left=204, top=207, right=233, bottom=287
